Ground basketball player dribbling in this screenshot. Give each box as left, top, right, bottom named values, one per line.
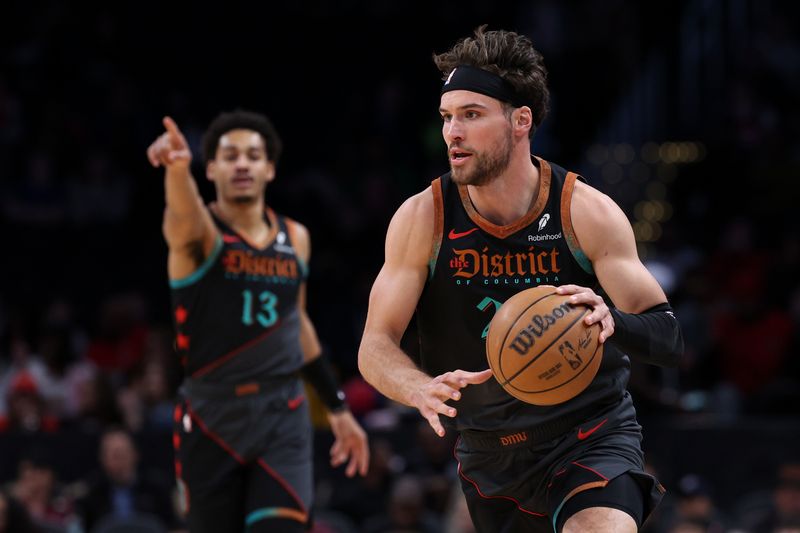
left=146, top=110, right=369, bottom=532
left=357, top=26, right=684, bottom=532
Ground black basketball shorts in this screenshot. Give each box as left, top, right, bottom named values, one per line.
left=455, top=395, right=665, bottom=533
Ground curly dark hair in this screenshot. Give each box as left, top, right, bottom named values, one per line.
left=433, top=25, right=550, bottom=137
left=201, top=109, right=283, bottom=165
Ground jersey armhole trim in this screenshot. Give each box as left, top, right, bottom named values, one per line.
left=169, top=234, right=224, bottom=289
left=429, top=177, right=444, bottom=280
left=561, top=172, right=595, bottom=275
left=284, top=217, right=309, bottom=279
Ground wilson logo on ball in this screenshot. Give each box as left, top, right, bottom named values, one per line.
left=507, top=302, right=576, bottom=356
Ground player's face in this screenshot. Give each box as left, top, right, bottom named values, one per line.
left=208, top=129, right=275, bottom=204
left=440, top=91, right=513, bottom=186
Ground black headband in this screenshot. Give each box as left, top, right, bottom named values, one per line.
left=440, top=65, right=527, bottom=108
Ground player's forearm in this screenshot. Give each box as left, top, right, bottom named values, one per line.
left=609, top=303, right=684, bottom=367
left=358, top=332, right=431, bottom=407
left=164, top=167, right=205, bottom=218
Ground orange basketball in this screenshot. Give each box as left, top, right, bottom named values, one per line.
left=485, top=285, right=603, bottom=405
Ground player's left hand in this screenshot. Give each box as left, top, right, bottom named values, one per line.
left=327, top=409, right=369, bottom=477
left=556, top=284, right=614, bottom=343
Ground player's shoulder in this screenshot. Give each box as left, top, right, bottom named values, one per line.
left=384, top=185, right=437, bottom=254
left=278, top=213, right=311, bottom=259
left=570, top=178, right=634, bottom=259
left=571, top=179, right=624, bottom=222
left=281, top=213, right=309, bottom=236
left=393, top=185, right=435, bottom=223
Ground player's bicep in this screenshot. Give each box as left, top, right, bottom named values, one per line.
left=573, top=184, right=666, bottom=312
left=297, top=284, right=323, bottom=361
left=363, top=192, right=432, bottom=343
left=593, top=253, right=666, bottom=313
left=364, top=262, right=427, bottom=344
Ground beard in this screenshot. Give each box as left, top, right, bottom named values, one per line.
left=231, top=194, right=258, bottom=205
left=449, top=127, right=514, bottom=186
left=223, top=175, right=264, bottom=205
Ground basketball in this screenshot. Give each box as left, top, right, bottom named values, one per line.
left=485, top=285, right=603, bottom=405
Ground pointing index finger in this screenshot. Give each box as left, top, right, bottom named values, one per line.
left=162, top=116, right=179, bottom=133
left=162, top=116, right=185, bottom=146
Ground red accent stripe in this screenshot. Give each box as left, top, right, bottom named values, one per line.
left=186, top=403, right=245, bottom=464
left=430, top=178, right=444, bottom=276
left=172, top=403, right=188, bottom=511
left=571, top=461, right=608, bottom=480
left=547, top=467, right=568, bottom=489
left=256, top=458, right=307, bottom=514
left=454, top=437, right=546, bottom=517
left=186, top=402, right=307, bottom=515
left=191, top=319, right=282, bottom=378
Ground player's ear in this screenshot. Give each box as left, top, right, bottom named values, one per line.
left=265, top=161, right=276, bottom=183
left=514, top=106, right=533, bottom=136
left=206, top=161, right=217, bottom=182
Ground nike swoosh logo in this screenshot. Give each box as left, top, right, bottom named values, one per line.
left=577, top=418, right=608, bottom=440
left=287, top=395, right=305, bottom=410
left=448, top=228, right=479, bottom=240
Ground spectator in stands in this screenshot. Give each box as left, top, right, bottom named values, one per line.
left=739, top=462, right=800, bottom=533
left=362, top=474, right=442, bottom=533
left=0, top=489, right=38, bottom=533
left=671, top=473, right=728, bottom=533
left=76, top=426, right=179, bottom=531
left=0, top=371, right=59, bottom=433
left=9, top=446, right=79, bottom=531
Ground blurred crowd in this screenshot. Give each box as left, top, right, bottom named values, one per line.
left=1, top=0, right=798, bottom=532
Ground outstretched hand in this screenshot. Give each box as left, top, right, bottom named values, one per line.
left=411, top=368, right=493, bottom=438
left=146, top=116, right=192, bottom=169
left=327, top=409, right=370, bottom=477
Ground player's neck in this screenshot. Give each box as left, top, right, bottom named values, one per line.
left=466, top=150, right=539, bottom=226
left=215, top=197, right=269, bottom=235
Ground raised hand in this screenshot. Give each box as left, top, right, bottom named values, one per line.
left=146, top=116, right=192, bottom=169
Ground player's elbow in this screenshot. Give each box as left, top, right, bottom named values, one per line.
left=668, top=328, right=685, bottom=368
left=654, top=323, right=684, bottom=368
left=357, top=336, right=375, bottom=384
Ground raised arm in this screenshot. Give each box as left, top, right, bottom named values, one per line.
left=146, top=116, right=217, bottom=280
left=358, top=189, right=492, bottom=436
left=558, top=181, right=683, bottom=367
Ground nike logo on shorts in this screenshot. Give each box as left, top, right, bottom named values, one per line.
left=287, top=395, right=305, bottom=410
left=577, top=418, right=608, bottom=440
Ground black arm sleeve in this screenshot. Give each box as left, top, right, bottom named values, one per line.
left=300, top=355, right=347, bottom=412
left=609, top=302, right=684, bottom=367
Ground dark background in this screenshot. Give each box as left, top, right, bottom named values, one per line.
left=1, top=1, right=799, bottom=532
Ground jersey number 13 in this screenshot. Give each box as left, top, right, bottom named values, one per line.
left=241, top=289, right=279, bottom=328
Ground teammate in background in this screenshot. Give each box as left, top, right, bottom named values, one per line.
left=358, top=26, right=683, bottom=532
left=146, top=110, right=368, bottom=532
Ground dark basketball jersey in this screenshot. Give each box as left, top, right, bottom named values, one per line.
left=416, top=157, right=630, bottom=431
left=170, top=208, right=307, bottom=384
